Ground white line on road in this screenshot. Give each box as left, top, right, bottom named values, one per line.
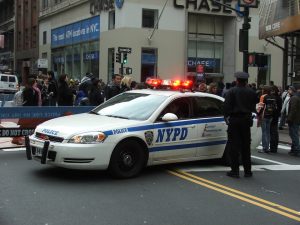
left=180, top=165, right=300, bottom=172
left=251, top=155, right=289, bottom=165
left=257, top=144, right=291, bottom=151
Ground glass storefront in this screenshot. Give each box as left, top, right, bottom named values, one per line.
left=187, top=14, right=224, bottom=74
left=51, top=16, right=100, bottom=80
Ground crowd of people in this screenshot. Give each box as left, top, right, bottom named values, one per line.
left=12, top=71, right=146, bottom=108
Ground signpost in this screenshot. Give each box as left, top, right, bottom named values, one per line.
left=116, top=47, right=132, bottom=75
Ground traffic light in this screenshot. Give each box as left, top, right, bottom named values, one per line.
left=116, top=53, right=121, bottom=63
left=122, top=53, right=128, bottom=64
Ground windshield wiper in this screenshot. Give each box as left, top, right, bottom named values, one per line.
left=89, top=110, right=99, bottom=115
left=105, top=115, right=129, bottom=119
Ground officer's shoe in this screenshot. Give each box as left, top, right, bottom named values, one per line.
left=244, top=172, right=253, bottom=178
left=226, top=171, right=239, bottom=178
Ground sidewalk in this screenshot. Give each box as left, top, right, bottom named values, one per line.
left=0, top=128, right=294, bottom=150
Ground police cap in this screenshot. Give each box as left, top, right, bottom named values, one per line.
left=234, top=71, right=249, bottom=79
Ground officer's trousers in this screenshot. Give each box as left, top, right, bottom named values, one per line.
left=227, top=117, right=252, bottom=173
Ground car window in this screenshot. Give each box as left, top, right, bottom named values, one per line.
left=9, top=76, right=16, bottom=82
left=157, top=97, right=191, bottom=121
left=93, top=92, right=168, bottom=120
left=1, top=76, right=8, bottom=82
left=192, top=97, right=224, bottom=118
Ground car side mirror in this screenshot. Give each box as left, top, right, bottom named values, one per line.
left=161, top=113, right=178, bottom=121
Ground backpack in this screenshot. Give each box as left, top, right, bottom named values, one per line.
left=264, top=96, right=277, bottom=116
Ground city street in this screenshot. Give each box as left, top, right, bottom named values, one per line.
left=0, top=139, right=299, bottom=225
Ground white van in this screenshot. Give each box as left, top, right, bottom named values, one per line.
left=0, top=73, right=19, bottom=93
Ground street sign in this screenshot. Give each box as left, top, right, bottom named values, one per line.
left=118, top=47, right=132, bottom=54
left=37, top=59, right=48, bottom=68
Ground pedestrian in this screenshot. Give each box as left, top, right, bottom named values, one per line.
left=57, top=74, right=74, bottom=106
left=88, top=78, right=104, bottom=106
left=224, top=71, right=257, bottom=178
left=198, top=82, right=207, bottom=93
left=105, top=74, right=122, bottom=100
left=269, top=86, right=282, bottom=153
left=287, top=84, right=300, bottom=156
left=208, top=82, right=218, bottom=95
left=11, top=78, right=39, bottom=145
left=47, top=71, right=58, bottom=106
left=257, top=85, right=277, bottom=153
left=79, top=72, right=94, bottom=97
left=279, top=86, right=294, bottom=130
left=120, top=75, right=133, bottom=92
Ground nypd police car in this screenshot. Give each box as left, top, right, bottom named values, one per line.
left=26, top=79, right=261, bottom=178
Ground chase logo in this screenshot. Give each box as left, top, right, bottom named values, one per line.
left=156, top=128, right=188, bottom=143
left=115, top=0, right=124, bottom=9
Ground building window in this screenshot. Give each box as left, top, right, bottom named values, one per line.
left=187, top=14, right=224, bottom=74
left=32, top=26, right=37, bottom=48
left=142, top=9, right=158, bottom=28
left=42, top=52, right=47, bottom=58
left=108, top=11, right=115, bottom=30
left=141, top=48, right=157, bottom=82
left=43, top=31, right=47, bottom=45
left=42, top=0, right=49, bottom=9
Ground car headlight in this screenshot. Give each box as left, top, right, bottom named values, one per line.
left=68, top=132, right=106, bottom=144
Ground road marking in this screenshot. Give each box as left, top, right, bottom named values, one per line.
left=180, top=164, right=300, bottom=172
left=257, top=144, right=291, bottom=151
left=251, top=155, right=289, bottom=165
left=168, top=169, right=300, bottom=222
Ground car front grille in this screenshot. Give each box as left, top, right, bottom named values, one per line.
left=35, top=132, right=64, bottom=143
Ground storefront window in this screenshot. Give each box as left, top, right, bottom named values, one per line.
left=187, top=14, right=224, bottom=74
left=141, top=48, right=157, bottom=82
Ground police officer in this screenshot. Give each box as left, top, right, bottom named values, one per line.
left=224, top=72, right=257, bottom=178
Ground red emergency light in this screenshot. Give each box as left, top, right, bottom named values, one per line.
left=146, top=78, right=193, bottom=90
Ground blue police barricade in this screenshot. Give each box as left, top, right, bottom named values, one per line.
left=0, top=106, right=94, bottom=138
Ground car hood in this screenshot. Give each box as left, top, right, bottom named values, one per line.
left=35, top=113, right=146, bottom=138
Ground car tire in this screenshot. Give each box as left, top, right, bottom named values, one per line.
left=108, top=140, right=147, bottom=179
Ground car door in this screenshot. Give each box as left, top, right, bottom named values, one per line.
left=191, top=97, right=227, bottom=158
left=151, top=97, right=198, bottom=163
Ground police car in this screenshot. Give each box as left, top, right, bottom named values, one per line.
left=26, top=79, right=261, bottom=178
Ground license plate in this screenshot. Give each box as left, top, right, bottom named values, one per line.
left=9, top=84, right=14, bottom=87
left=35, top=148, right=43, bottom=156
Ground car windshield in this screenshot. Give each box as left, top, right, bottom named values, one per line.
left=92, top=92, right=168, bottom=120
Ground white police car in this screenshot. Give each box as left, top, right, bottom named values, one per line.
left=26, top=80, right=261, bottom=178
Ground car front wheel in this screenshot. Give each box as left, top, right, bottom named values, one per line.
left=108, top=140, right=147, bottom=179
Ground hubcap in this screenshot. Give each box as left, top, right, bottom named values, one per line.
left=121, top=152, right=134, bottom=167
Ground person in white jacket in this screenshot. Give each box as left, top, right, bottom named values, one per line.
left=279, top=86, right=295, bottom=129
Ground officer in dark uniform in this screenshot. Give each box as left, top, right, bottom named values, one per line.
left=224, top=72, right=257, bottom=178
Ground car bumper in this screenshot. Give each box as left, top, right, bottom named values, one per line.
left=25, top=136, right=113, bottom=170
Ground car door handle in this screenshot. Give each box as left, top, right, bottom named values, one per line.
left=186, top=125, right=196, bottom=129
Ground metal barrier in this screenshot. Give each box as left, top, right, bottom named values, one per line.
left=0, top=106, right=94, bottom=137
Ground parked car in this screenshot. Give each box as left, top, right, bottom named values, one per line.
left=0, top=73, right=19, bottom=93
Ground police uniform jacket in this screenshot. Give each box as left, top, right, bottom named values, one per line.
left=224, top=85, right=257, bottom=118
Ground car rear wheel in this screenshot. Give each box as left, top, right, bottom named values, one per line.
left=108, top=140, right=147, bottom=179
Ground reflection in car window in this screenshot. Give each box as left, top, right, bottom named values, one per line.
left=9, top=76, right=16, bottom=82
left=192, top=97, right=224, bottom=118
left=1, top=76, right=8, bottom=82
left=93, top=92, right=168, bottom=120
left=158, top=98, right=191, bottom=120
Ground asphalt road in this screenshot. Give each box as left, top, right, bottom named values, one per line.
left=0, top=145, right=300, bottom=225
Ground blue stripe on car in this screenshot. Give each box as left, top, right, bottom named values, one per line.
left=148, top=140, right=227, bottom=152
left=103, top=117, right=224, bottom=136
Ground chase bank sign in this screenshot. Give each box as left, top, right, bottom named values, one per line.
left=174, top=0, right=233, bottom=14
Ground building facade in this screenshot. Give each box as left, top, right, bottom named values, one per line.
left=0, top=0, right=15, bottom=73
left=38, top=0, right=284, bottom=86
left=15, top=0, right=39, bottom=84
